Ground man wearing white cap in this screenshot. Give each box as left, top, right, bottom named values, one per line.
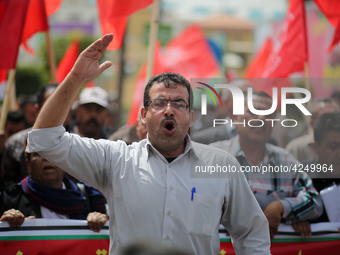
left=72, top=86, right=110, bottom=139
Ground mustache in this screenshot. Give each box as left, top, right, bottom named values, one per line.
left=85, top=118, right=100, bottom=127
left=161, top=116, right=177, bottom=126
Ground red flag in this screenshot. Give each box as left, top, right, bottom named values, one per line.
left=126, top=42, right=164, bottom=125
left=262, top=0, right=308, bottom=78
left=56, top=40, right=80, bottom=83
left=245, top=38, right=273, bottom=78
left=0, top=69, right=7, bottom=100
left=97, top=0, right=153, bottom=50
left=0, top=0, right=29, bottom=69
left=21, top=0, right=49, bottom=54
left=109, top=0, right=153, bottom=17
left=44, top=0, right=63, bottom=16
left=163, top=25, right=220, bottom=80
left=126, top=65, right=147, bottom=126
left=313, top=0, right=340, bottom=52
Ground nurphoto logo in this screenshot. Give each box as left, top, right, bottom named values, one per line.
left=195, top=80, right=312, bottom=128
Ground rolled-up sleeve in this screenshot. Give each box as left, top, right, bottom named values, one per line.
left=26, top=125, right=116, bottom=193
left=26, top=125, right=66, bottom=152
left=280, top=172, right=323, bottom=223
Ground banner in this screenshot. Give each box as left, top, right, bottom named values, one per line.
left=0, top=219, right=109, bottom=254
left=0, top=220, right=339, bottom=254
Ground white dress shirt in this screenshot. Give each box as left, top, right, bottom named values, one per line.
left=27, top=125, right=270, bottom=255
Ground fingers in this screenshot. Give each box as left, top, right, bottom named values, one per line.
left=26, top=216, right=36, bottom=219
left=269, top=228, right=274, bottom=240
left=292, top=221, right=311, bottom=238
left=83, top=34, right=113, bottom=58
left=99, top=34, right=114, bottom=53
left=269, top=226, right=278, bottom=240
left=71, top=34, right=113, bottom=83
left=98, top=60, right=113, bottom=75
left=0, top=209, right=25, bottom=227
left=87, top=211, right=109, bottom=233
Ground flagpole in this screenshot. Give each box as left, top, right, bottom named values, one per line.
left=9, top=76, right=16, bottom=110
left=0, top=70, right=16, bottom=131
left=46, top=31, right=57, bottom=83
left=146, top=0, right=161, bottom=82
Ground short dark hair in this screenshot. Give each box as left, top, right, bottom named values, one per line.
left=314, top=112, right=340, bottom=144
left=36, top=83, right=58, bottom=109
left=19, top=95, right=36, bottom=110
left=5, top=110, right=26, bottom=126
left=143, top=72, right=193, bottom=110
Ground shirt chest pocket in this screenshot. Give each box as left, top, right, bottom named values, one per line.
left=186, top=193, right=222, bottom=237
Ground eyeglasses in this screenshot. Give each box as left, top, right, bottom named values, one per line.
left=148, top=98, right=189, bottom=111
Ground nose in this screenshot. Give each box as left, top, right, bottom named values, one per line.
left=164, top=101, right=174, bottom=116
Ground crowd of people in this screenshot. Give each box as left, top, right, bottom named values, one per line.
left=0, top=34, right=339, bottom=254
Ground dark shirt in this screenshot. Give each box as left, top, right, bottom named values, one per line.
left=304, top=160, right=340, bottom=222
left=0, top=177, right=106, bottom=219
left=0, top=128, right=30, bottom=190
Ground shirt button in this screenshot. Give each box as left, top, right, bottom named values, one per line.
left=167, top=211, right=171, bottom=216
left=164, top=236, right=169, bottom=240
left=169, top=186, right=174, bottom=191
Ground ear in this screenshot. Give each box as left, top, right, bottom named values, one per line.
left=141, top=107, right=147, bottom=125
left=34, top=103, right=40, bottom=114
left=189, top=110, right=195, bottom=128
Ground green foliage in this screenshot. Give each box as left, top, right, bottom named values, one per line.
left=15, top=66, right=46, bottom=97
left=39, top=32, right=98, bottom=71
left=15, top=32, right=99, bottom=97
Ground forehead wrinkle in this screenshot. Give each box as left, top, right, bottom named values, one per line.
left=151, top=85, right=189, bottom=102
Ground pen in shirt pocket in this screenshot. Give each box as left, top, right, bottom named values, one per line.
left=191, top=187, right=196, bottom=201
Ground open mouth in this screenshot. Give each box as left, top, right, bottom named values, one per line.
left=165, top=123, right=174, bottom=131
left=43, top=165, right=56, bottom=171
left=162, top=120, right=176, bottom=134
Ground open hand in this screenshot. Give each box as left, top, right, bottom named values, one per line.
left=70, top=34, right=113, bottom=83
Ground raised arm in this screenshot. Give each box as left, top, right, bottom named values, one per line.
left=33, top=34, right=113, bottom=130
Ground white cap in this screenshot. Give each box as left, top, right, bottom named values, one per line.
left=78, top=87, right=109, bottom=109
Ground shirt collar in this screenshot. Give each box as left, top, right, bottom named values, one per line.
left=145, top=134, right=193, bottom=163
left=230, top=136, right=278, bottom=166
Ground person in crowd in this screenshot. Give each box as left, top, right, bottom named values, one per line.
left=26, top=34, right=271, bottom=255
left=70, top=86, right=111, bottom=139
left=307, top=112, right=340, bottom=222
left=0, top=84, right=58, bottom=190
left=0, top=149, right=108, bottom=232
left=211, top=90, right=323, bottom=239
left=285, top=98, right=339, bottom=163
left=331, top=90, right=340, bottom=107
left=4, top=111, right=26, bottom=139
left=109, top=106, right=147, bottom=144
left=191, top=79, right=253, bottom=144
left=0, top=111, right=27, bottom=168
left=18, top=95, right=37, bottom=128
